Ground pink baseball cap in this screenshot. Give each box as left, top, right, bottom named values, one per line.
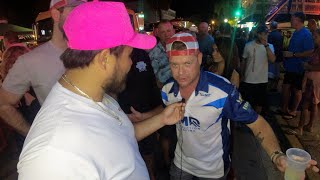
left=50, top=0, right=87, bottom=9
left=166, top=32, right=199, bottom=57
left=63, top=1, right=156, bottom=50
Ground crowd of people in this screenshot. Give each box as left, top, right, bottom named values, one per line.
left=0, top=0, right=319, bottom=179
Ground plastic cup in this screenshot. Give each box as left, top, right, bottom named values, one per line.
left=284, top=148, right=311, bottom=180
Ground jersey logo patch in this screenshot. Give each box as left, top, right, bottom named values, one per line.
left=199, top=92, right=211, bottom=97
left=179, top=117, right=201, bottom=132
left=136, top=61, right=147, bottom=72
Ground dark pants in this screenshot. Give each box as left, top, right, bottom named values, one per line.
left=170, top=163, right=228, bottom=180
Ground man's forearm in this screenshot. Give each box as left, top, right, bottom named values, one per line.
left=134, top=113, right=164, bottom=141
left=142, top=105, right=163, bottom=120
left=0, top=105, right=30, bottom=136
left=266, top=47, right=276, bottom=63
left=294, top=50, right=314, bottom=58
left=247, top=115, right=281, bottom=157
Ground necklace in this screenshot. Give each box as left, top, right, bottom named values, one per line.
left=61, top=74, right=122, bottom=126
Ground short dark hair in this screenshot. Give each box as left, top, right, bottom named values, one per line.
left=293, top=12, right=305, bottom=23
left=60, top=46, right=125, bottom=69
left=171, top=41, right=187, bottom=51
left=270, top=21, right=278, bottom=29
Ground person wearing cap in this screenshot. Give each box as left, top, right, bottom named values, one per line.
left=240, top=25, right=276, bottom=114
left=160, top=32, right=316, bottom=180
left=17, top=1, right=185, bottom=179
left=282, top=12, right=314, bottom=119
left=0, top=0, right=86, bottom=137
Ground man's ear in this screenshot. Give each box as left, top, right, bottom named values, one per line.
left=51, top=8, right=60, bottom=23
left=197, top=52, right=203, bottom=65
left=95, top=49, right=111, bottom=70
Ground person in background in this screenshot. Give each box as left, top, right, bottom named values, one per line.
left=197, top=22, right=215, bottom=67
left=241, top=25, right=276, bottom=114
left=235, top=28, right=247, bottom=62
left=148, top=20, right=175, bottom=87
left=289, top=28, right=320, bottom=135
left=214, top=23, right=240, bottom=87
left=0, top=0, right=87, bottom=137
left=118, top=48, right=163, bottom=180
left=1, top=31, right=29, bottom=78
left=148, top=19, right=177, bottom=170
left=282, top=12, right=314, bottom=119
left=268, top=21, right=283, bottom=91
left=1, top=44, right=40, bottom=152
left=1, top=31, right=28, bottom=82
left=307, top=19, right=318, bottom=36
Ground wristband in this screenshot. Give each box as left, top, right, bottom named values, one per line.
left=271, top=150, right=285, bottom=163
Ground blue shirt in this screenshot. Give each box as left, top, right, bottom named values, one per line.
left=197, top=34, right=215, bottom=66
left=284, top=27, right=314, bottom=73
left=161, top=70, right=258, bottom=178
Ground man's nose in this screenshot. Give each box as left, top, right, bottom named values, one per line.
left=178, top=66, right=185, bottom=75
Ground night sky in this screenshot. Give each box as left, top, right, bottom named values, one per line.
left=172, top=0, right=216, bottom=22
left=0, top=0, right=217, bottom=28
left=0, top=0, right=50, bottom=27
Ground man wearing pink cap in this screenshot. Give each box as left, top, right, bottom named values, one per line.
left=0, top=0, right=86, bottom=137
left=17, top=1, right=185, bottom=179
left=161, top=33, right=318, bottom=179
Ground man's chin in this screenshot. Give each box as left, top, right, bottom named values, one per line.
left=177, top=81, right=190, bottom=88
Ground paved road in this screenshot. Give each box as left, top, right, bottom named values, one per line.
left=232, top=123, right=283, bottom=180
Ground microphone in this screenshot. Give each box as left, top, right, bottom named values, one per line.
left=181, top=98, right=185, bottom=103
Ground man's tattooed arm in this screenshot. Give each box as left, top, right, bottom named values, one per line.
left=255, top=132, right=265, bottom=144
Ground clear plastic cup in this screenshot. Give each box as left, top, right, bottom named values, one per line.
left=284, top=148, right=311, bottom=180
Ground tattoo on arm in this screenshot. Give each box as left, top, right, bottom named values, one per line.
left=255, top=132, right=265, bottom=144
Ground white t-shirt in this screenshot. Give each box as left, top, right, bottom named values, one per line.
left=18, top=83, right=149, bottom=180
left=242, top=41, right=274, bottom=83
left=2, top=41, right=65, bottom=105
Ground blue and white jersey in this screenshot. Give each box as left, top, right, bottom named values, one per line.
left=161, top=70, right=258, bottom=178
